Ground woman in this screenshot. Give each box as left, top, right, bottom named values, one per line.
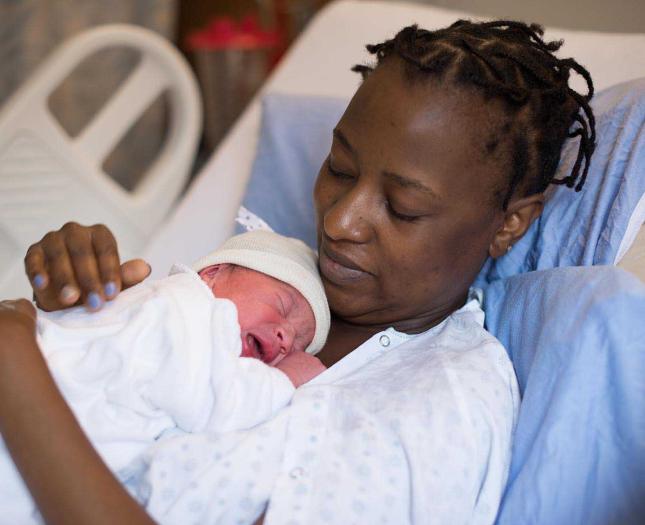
left=0, top=20, right=594, bottom=524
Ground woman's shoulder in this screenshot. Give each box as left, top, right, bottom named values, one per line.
left=387, top=292, right=517, bottom=394
left=323, top=295, right=519, bottom=442
left=317, top=289, right=516, bottom=400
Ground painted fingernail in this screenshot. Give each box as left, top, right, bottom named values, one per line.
left=33, top=274, right=45, bottom=289
left=60, top=285, right=79, bottom=303
left=104, top=281, right=117, bottom=298
left=87, top=292, right=103, bottom=310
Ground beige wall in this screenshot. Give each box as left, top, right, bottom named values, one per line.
left=400, top=0, right=645, bottom=33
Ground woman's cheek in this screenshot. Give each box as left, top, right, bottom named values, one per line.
left=314, top=170, right=334, bottom=212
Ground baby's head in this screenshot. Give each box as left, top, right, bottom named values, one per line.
left=193, top=231, right=330, bottom=365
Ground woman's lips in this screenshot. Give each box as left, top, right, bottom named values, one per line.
left=318, top=246, right=370, bottom=284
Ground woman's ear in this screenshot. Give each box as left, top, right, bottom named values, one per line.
left=489, top=193, right=544, bottom=258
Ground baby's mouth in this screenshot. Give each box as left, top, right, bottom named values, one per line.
left=242, top=333, right=261, bottom=360
left=242, top=332, right=275, bottom=364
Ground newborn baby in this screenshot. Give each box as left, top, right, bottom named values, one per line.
left=0, top=231, right=330, bottom=521
left=195, top=233, right=329, bottom=380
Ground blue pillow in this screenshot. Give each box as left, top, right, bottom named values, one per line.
left=239, top=79, right=645, bottom=279
left=484, top=266, right=645, bottom=525
left=477, top=78, right=645, bottom=286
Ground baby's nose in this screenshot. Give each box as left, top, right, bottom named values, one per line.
left=274, top=324, right=296, bottom=354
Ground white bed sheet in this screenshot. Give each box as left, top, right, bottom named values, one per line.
left=143, top=0, right=645, bottom=281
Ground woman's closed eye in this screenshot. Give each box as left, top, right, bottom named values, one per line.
left=327, top=158, right=425, bottom=222
left=385, top=194, right=429, bottom=223
left=386, top=200, right=421, bottom=222
left=327, top=158, right=355, bottom=181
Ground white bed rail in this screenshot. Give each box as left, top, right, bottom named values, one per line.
left=0, top=24, right=202, bottom=299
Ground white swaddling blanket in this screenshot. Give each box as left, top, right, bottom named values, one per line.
left=125, top=294, right=519, bottom=525
left=0, top=263, right=294, bottom=524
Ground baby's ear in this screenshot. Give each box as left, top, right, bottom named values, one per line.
left=489, top=193, right=544, bottom=258
left=198, top=263, right=230, bottom=283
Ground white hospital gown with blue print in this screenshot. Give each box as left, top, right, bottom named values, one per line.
left=127, top=292, right=519, bottom=525
left=0, top=264, right=295, bottom=525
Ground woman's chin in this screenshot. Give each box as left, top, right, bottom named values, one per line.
left=324, top=287, right=376, bottom=323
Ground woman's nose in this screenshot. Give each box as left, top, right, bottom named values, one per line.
left=322, top=186, right=372, bottom=243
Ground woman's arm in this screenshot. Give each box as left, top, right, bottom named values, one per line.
left=0, top=300, right=155, bottom=525
left=24, top=222, right=150, bottom=311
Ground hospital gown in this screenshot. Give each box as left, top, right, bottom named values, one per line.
left=126, top=291, right=519, bottom=525
left=0, top=264, right=295, bottom=524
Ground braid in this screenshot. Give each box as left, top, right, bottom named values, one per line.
left=352, top=20, right=596, bottom=209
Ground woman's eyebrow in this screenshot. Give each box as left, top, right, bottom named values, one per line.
left=334, top=128, right=441, bottom=200
left=382, top=170, right=442, bottom=200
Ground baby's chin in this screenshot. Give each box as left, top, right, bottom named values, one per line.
left=266, top=352, right=288, bottom=367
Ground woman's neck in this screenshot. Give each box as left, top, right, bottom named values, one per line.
left=317, top=291, right=470, bottom=368
left=315, top=316, right=383, bottom=368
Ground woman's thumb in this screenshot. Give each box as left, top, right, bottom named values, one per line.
left=120, top=259, right=151, bottom=290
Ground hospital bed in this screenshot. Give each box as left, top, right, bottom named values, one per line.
left=0, top=1, right=644, bottom=523
left=141, top=0, right=645, bottom=285
left=0, top=0, right=643, bottom=293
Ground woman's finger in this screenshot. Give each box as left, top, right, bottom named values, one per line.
left=25, top=241, right=62, bottom=312
left=61, top=222, right=104, bottom=311
left=120, top=259, right=151, bottom=290
left=91, top=224, right=122, bottom=300
left=24, top=244, right=49, bottom=291
left=40, top=230, right=81, bottom=307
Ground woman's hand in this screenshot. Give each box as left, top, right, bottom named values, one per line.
left=0, top=299, right=36, bottom=337
left=24, top=222, right=151, bottom=311
left=0, top=300, right=155, bottom=525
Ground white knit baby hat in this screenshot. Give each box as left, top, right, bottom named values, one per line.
left=192, top=230, right=330, bottom=355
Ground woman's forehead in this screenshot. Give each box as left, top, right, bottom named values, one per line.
left=337, top=61, right=506, bottom=196
left=344, top=59, right=499, bottom=141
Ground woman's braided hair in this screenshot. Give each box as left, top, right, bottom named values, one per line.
left=352, top=20, right=596, bottom=209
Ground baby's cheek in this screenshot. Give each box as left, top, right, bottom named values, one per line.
left=275, top=351, right=327, bottom=387
left=237, top=303, right=267, bottom=332
left=296, top=319, right=317, bottom=351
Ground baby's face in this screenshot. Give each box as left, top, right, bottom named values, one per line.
left=200, top=265, right=315, bottom=365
